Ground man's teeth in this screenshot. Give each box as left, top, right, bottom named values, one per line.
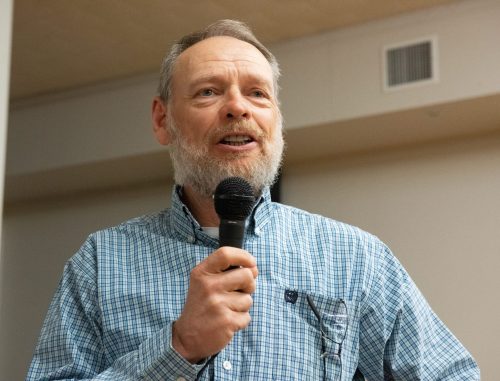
left=221, top=135, right=253, bottom=145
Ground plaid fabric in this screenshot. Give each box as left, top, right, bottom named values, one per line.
left=27, top=187, right=479, bottom=380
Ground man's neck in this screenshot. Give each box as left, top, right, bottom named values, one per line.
left=181, top=185, right=220, bottom=227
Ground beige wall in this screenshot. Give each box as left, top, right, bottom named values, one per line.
left=272, top=0, right=500, bottom=129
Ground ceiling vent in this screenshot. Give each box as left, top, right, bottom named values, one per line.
left=383, top=37, right=438, bottom=91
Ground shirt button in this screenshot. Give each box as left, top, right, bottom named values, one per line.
left=187, top=235, right=195, bottom=243
left=222, top=360, right=232, bottom=370
left=176, top=377, right=187, bottom=381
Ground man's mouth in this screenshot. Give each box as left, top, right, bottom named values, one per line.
left=220, top=135, right=254, bottom=146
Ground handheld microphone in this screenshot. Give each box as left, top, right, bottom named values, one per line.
left=214, top=177, right=256, bottom=248
left=197, top=177, right=255, bottom=380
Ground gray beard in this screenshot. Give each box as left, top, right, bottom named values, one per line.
left=167, top=115, right=284, bottom=198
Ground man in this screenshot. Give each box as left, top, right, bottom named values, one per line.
left=27, top=20, right=479, bottom=380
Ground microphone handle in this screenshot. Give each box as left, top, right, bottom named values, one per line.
left=219, top=218, right=246, bottom=248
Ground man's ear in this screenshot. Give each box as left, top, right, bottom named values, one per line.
left=152, top=96, right=171, bottom=145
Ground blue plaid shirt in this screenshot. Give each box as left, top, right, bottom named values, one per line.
left=27, top=187, right=479, bottom=380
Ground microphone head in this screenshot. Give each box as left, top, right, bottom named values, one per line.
left=214, top=177, right=256, bottom=220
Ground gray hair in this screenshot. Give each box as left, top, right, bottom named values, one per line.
left=157, top=19, right=280, bottom=102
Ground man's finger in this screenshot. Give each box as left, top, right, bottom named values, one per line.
left=224, top=292, right=254, bottom=312
left=230, top=311, right=252, bottom=332
left=219, top=267, right=257, bottom=293
left=202, top=247, right=256, bottom=273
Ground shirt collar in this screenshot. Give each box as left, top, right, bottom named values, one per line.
left=169, top=185, right=275, bottom=245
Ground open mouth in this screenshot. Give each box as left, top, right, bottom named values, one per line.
left=219, top=135, right=254, bottom=146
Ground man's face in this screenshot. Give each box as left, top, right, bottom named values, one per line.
left=163, top=36, right=284, bottom=197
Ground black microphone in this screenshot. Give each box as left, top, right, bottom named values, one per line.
left=196, top=177, right=255, bottom=380
left=214, top=177, right=256, bottom=248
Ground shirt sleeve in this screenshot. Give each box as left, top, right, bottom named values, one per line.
left=26, top=237, right=205, bottom=381
left=357, top=245, right=480, bottom=380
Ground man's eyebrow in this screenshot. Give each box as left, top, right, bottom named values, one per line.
left=187, top=72, right=273, bottom=92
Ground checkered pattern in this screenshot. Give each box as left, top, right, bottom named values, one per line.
left=27, top=187, right=479, bottom=380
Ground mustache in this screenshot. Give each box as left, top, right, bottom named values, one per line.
left=210, top=120, right=266, bottom=143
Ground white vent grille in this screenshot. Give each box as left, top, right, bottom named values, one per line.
left=383, top=37, right=438, bottom=90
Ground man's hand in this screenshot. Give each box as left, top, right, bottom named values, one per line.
left=172, top=247, right=258, bottom=363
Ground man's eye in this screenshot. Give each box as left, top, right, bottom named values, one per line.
left=251, top=90, right=265, bottom=98
left=200, top=89, right=214, bottom=97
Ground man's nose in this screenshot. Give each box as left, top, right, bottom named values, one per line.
left=222, top=89, right=250, bottom=121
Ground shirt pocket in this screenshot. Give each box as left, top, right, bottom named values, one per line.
left=249, top=282, right=357, bottom=380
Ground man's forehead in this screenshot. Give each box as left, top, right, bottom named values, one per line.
left=174, top=36, right=272, bottom=74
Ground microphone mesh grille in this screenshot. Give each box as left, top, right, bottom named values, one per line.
left=214, top=177, right=256, bottom=220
